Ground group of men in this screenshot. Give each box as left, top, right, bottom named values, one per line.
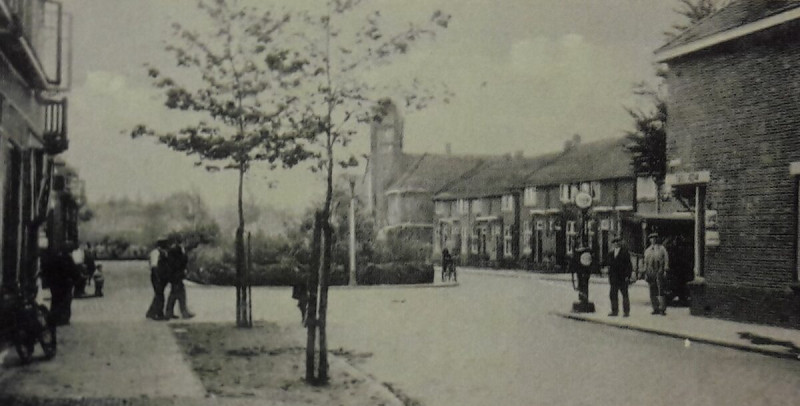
left=604, top=233, right=670, bottom=317
left=146, top=236, right=194, bottom=321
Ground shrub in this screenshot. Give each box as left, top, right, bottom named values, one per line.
left=357, top=262, right=434, bottom=285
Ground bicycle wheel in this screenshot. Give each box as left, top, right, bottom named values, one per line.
left=37, top=305, right=57, bottom=359
left=14, top=328, right=35, bottom=364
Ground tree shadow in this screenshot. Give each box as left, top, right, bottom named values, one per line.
left=737, top=332, right=800, bottom=355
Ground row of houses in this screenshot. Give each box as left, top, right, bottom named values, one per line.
left=364, top=100, right=661, bottom=271
left=365, top=0, right=800, bottom=329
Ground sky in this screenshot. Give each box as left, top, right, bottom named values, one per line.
left=59, top=0, right=685, bottom=213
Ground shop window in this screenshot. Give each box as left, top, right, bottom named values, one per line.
left=591, top=181, right=601, bottom=201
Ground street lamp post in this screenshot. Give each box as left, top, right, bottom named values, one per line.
left=348, top=178, right=357, bottom=286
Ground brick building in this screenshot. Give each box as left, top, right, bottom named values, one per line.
left=655, top=0, right=800, bottom=327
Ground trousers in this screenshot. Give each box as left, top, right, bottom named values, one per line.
left=609, top=282, right=630, bottom=315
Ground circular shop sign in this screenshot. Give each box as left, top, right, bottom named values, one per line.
left=575, top=191, right=592, bottom=209
left=579, top=251, right=592, bottom=266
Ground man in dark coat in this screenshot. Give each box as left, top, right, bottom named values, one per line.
left=604, top=236, right=633, bottom=317
left=146, top=237, right=170, bottom=321
left=41, top=244, right=81, bottom=326
left=165, top=236, right=194, bottom=319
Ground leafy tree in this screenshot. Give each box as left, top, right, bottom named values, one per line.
left=628, top=0, right=724, bottom=211
left=666, top=0, right=728, bottom=38
left=130, top=0, right=312, bottom=327
left=281, top=0, right=452, bottom=384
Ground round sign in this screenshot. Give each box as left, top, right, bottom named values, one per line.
left=575, top=191, right=592, bottom=209
left=579, top=251, right=592, bottom=266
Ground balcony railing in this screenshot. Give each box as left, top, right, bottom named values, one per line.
left=42, top=97, right=67, bottom=154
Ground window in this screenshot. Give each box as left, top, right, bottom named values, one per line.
left=591, top=181, right=601, bottom=201
left=471, top=227, right=480, bottom=254
left=501, top=195, right=514, bottom=212
left=458, top=199, right=468, bottom=214
left=566, top=221, right=577, bottom=256
left=523, top=221, right=533, bottom=253
left=504, top=226, right=513, bottom=257
left=435, top=201, right=447, bottom=216
left=637, top=177, right=657, bottom=201
left=560, top=184, right=570, bottom=203
left=524, top=187, right=538, bottom=206
left=472, top=199, right=483, bottom=215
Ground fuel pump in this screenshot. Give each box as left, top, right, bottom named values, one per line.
left=570, top=192, right=596, bottom=313
left=570, top=246, right=596, bottom=313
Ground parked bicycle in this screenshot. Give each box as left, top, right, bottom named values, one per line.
left=1, top=284, right=57, bottom=364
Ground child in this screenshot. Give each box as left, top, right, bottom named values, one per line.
left=93, top=264, right=105, bottom=297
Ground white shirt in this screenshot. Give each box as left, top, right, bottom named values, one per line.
left=149, top=249, right=161, bottom=268
left=614, top=247, right=620, bottom=258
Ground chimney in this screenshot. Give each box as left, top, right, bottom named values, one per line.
left=445, top=143, right=452, bottom=155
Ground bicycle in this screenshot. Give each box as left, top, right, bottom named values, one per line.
left=2, top=286, right=57, bottom=364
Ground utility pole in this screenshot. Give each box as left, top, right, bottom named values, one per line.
left=348, top=178, right=357, bottom=286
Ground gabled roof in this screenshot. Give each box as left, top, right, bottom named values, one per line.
left=434, top=153, right=560, bottom=200
left=386, top=153, right=485, bottom=194
left=656, top=0, right=800, bottom=62
left=524, top=137, right=633, bottom=186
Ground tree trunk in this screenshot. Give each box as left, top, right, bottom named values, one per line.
left=236, top=165, right=249, bottom=328
left=305, top=211, right=322, bottom=383
left=317, top=219, right=331, bottom=383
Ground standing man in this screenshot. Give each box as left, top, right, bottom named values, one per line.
left=41, top=243, right=81, bottom=326
left=605, top=236, right=633, bottom=317
left=165, top=236, right=194, bottom=319
left=644, top=232, right=669, bottom=316
left=146, top=237, right=170, bottom=321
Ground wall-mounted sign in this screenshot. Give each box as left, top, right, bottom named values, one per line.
left=667, top=170, right=711, bottom=186
left=575, top=191, right=592, bottom=209
left=705, top=230, right=720, bottom=247
left=705, top=210, right=718, bottom=228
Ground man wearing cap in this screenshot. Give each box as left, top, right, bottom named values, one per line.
left=605, top=236, right=633, bottom=317
left=644, top=232, right=669, bottom=315
left=145, top=237, right=170, bottom=320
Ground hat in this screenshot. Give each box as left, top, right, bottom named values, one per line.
left=648, top=232, right=659, bottom=239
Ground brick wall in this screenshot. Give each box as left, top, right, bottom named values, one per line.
left=666, top=24, right=800, bottom=291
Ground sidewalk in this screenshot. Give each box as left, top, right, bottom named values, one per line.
left=461, top=266, right=800, bottom=361
left=0, top=261, right=405, bottom=406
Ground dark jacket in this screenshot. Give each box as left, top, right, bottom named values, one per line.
left=40, top=249, right=81, bottom=287
left=166, top=245, right=188, bottom=282
left=605, top=246, right=633, bottom=284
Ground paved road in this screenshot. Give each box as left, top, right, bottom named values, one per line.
left=50, top=262, right=800, bottom=405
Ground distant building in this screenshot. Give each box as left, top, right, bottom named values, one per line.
left=366, top=99, right=486, bottom=244
left=432, top=152, right=558, bottom=268
left=655, top=0, right=800, bottom=327
left=518, top=138, right=636, bottom=270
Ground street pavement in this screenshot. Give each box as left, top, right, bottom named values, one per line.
left=2, top=261, right=800, bottom=406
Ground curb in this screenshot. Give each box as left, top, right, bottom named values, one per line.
left=329, top=356, right=405, bottom=406
left=553, top=311, right=800, bottom=361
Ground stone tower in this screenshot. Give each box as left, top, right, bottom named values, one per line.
left=368, top=99, right=405, bottom=229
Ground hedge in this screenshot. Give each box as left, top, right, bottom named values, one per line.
left=186, top=261, right=433, bottom=286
